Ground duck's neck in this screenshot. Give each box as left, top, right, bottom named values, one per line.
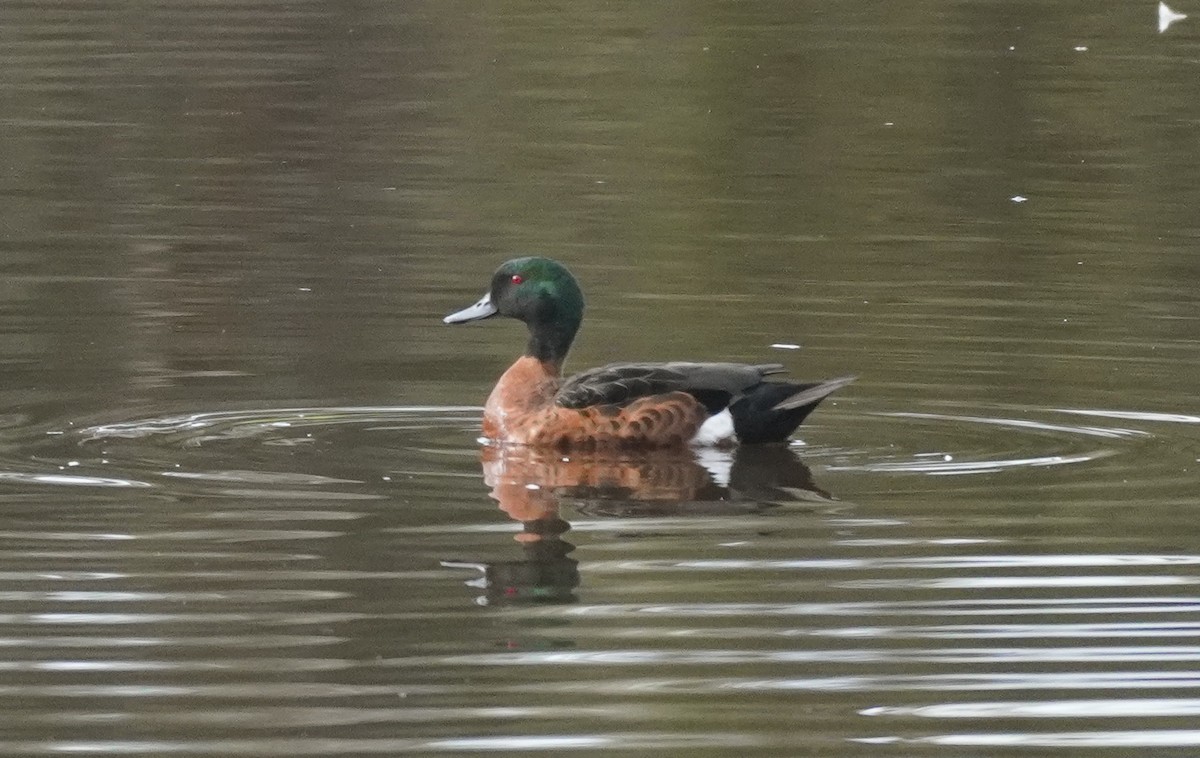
left=524, top=317, right=579, bottom=372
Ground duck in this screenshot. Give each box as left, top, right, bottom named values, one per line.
left=444, top=257, right=855, bottom=449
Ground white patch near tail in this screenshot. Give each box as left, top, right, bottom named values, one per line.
left=691, top=408, right=737, bottom=447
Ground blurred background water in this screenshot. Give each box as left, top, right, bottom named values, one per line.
left=1, top=1, right=1199, bottom=755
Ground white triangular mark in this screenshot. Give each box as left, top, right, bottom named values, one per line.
left=693, top=446, right=734, bottom=488
left=1159, top=2, right=1187, bottom=32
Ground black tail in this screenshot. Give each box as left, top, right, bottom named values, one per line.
left=729, top=375, right=856, bottom=444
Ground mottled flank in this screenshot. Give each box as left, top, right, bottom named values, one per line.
left=483, top=357, right=708, bottom=449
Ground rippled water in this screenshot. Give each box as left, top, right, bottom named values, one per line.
left=0, top=398, right=1194, bottom=754
left=3, top=1, right=1200, bottom=756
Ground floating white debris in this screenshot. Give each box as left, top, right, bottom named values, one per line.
left=1160, top=1, right=1187, bottom=32
left=770, top=343, right=802, bottom=350
left=525, top=483, right=540, bottom=491
left=1011, top=195, right=1028, bottom=203
left=1074, top=45, right=1088, bottom=51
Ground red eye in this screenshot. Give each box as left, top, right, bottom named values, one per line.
left=510, top=274, right=523, bottom=284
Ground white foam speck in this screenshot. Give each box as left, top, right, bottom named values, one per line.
left=1160, top=1, right=1187, bottom=32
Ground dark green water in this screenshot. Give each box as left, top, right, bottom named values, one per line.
left=1, top=2, right=1199, bottom=755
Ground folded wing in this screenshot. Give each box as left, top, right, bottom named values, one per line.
left=555, top=361, right=786, bottom=412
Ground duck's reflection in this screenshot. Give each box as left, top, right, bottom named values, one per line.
left=442, top=445, right=834, bottom=606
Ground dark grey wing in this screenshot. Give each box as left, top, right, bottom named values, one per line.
left=555, top=361, right=786, bottom=411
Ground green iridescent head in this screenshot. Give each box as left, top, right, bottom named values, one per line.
left=444, top=257, right=585, bottom=365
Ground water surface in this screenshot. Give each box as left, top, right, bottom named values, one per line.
left=1, top=2, right=1199, bottom=755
